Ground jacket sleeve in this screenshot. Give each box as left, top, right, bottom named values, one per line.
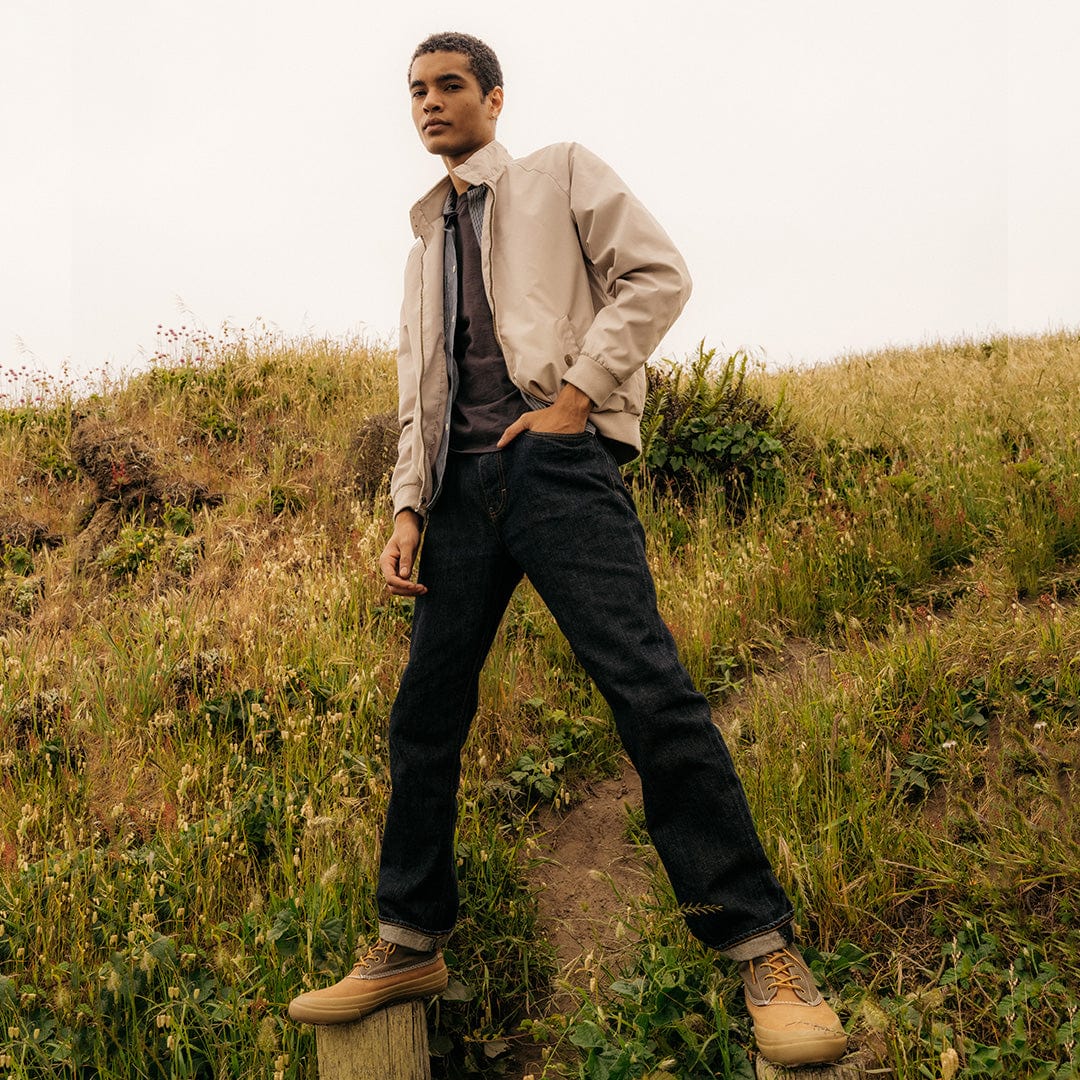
left=560, top=143, right=692, bottom=408
left=389, top=303, right=424, bottom=517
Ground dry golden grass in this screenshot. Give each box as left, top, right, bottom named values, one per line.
left=758, top=330, right=1080, bottom=454
left=0, top=326, right=1077, bottom=1077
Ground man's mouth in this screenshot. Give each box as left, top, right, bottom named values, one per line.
left=424, top=120, right=449, bottom=133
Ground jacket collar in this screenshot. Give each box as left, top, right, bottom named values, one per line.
left=409, top=140, right=512, bottom=238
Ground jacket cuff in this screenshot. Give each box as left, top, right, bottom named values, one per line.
left=392, top=484, right=425, bottom=520
left=562, top=353, right=620, bottom=409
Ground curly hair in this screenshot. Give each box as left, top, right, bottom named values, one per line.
left=410, top=32, right=503, bottom=98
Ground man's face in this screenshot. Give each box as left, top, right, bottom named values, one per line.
left=409, top=51, right=503, bottom=167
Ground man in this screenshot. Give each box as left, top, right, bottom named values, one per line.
left=288, top=31, right=847, bottom=1067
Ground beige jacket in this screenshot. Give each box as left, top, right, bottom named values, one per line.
left=390, top=140, right=692, bottom=517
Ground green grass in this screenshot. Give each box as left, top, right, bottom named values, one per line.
left=0, top=327, right=1078, bottom=1078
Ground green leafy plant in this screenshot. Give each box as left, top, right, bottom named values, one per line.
left=530, top=944, right=753, bottom=1080
left=6, top=573, right=44, bottom=617
left=632, top=345, right=791, bottom=513
left=172, top=537, right=204, bottom=576
left=266, top=484, right=306, bottom=516
left=197, top=409, right=240, bottom=442
left=932, top=925, right=1080, bottom=1078
left=3, top=546, right=34, bottom=576
left=499, top=709, right=602, bottom=808
left=96, top=525, right=165, bottom=577
left=1016, top=673, right=1080, bottom=724
left=163, top=505, right=195, bottom=536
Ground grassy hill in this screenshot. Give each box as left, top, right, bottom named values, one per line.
left=0, top=328, right=1077, bottom=1078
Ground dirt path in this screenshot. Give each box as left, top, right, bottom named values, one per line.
left=527, top=759, right=649, bottom=992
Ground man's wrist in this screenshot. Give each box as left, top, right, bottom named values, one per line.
left=554, top=382, right=593, bottom=422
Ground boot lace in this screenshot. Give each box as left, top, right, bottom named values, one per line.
left=753, top=949, right=805, bottom=994
left=351, top=939, right=395, bottom=974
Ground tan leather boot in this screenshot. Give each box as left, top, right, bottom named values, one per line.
left=288, top=939, right=448, bottom=1025
left=740, top=946, right=848, bottom=1065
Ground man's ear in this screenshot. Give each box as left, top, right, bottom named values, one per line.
left=487, top=85, right=504, bottom=121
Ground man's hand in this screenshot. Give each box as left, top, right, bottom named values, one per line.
left=497, top=383, right=593, bottom=447
left=380, top=510, right=427, bottom=596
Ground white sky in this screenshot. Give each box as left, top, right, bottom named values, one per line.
left=1, top=0, right=1077, bottom=390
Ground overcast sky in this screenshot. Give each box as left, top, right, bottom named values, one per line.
left=1, top=0, right=1077, bottom=392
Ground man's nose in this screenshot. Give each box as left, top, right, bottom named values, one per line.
left=423, top=93, right=442, bottom=112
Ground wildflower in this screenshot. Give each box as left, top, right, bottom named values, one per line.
left=940, top=1045, right=960, bottom=1080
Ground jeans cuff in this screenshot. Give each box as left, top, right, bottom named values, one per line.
left=379, top=920, right=449, bottom=953
left=717, top=925, right=793, bottom=963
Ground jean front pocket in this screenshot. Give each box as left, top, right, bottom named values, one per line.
left=520, top=429, right=594, bottom=448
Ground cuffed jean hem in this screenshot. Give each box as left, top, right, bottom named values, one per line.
left=715, top=919, right=795, bottom=963
left=379, top=920, right=450, bottom=953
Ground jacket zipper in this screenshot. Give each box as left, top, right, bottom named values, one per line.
left=415, top=234, right=429, bottom=511
left=483, top=185, right=499, bottom=356
left=423, top=206, right=457, bottom=513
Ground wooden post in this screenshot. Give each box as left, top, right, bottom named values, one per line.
left=315, top=1001, right=431, bottom=1080
left=755, top=1044, right=883, bottom=1080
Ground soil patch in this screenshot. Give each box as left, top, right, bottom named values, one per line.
left=528, top=758, right=650, bottom=994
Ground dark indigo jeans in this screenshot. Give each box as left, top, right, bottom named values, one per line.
left=376, top=431, right=794, bottom=958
